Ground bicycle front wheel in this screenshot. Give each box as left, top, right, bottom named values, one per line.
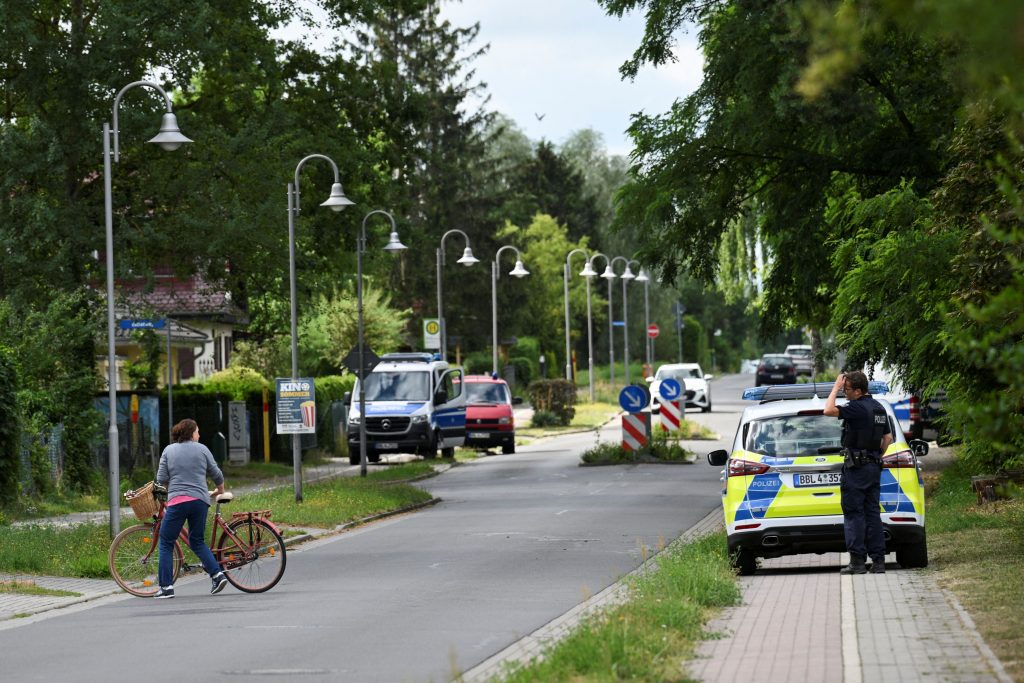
left=109, top=524, right=183, bottom=597
left=218, top=518, right=287, bottom=593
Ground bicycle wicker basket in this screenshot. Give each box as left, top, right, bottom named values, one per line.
left=124, top=481, right=160, bottom=521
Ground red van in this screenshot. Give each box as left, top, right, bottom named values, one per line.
left=463, top=375, right=520, bottom=454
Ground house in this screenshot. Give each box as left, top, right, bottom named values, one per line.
left=98, top=269, right=248, bottom=390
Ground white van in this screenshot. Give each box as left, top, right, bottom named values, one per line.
left=347, top=353, right=466, bottom=463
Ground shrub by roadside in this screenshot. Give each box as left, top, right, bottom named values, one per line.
left=580, top=431, right=696, bottom=465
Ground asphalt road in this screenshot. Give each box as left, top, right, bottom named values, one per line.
left=0, top=374, right=754, bottom=683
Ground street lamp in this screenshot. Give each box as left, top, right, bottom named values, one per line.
left=436, top=230, right=479, bottom=361
left=287, top=154, right=355, bottom=502
left=616, top=258, right=638, bottom=384
left=587, top=253, right=617, bottom=385
left=491, top=246, right=529, bottom=376
left=103, top=80, right=192, bottom=537
left=577, top=255, right=599, bottom=402
left=563, top=248, right=590, bottom=383
left=357, top=210, right=407, bottom=477
left=636, top=267, right=651, bottom=370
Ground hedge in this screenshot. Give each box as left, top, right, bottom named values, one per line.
left=527, top=379, right=576, bottom=426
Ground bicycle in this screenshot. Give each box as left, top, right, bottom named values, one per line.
left=108, top=485, right=287, bottom=597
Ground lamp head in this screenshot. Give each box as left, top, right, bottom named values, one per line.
left=579, top=260, right=597, bottom=278
left=601, top=265, right=617, bottom=280
left=456, top=247, right=479, bottom=266
left=621, top=265, right=636, bottom=280
left=147, top=112, right=193, bottom=151
left=384, top=231, right=407, bottom=252
left=635, top=268, right=650, bottom=282
left=509, top=260, right=530, bottom=278
left=321, top=183, right=355, bottom=212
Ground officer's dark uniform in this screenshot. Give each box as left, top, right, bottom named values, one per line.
left=837, top=394, right=890, bottom=568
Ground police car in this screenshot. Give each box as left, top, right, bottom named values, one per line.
left=707, top=382, right=930, bottom=575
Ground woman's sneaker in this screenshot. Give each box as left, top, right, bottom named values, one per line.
left=154, top=587, right=175, bottom=599
left=211, top=571, right=228, bottom=595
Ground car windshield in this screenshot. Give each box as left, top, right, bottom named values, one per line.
left=742, top=414, right=842, bottom=457
left=361, top=371, right=431, bottom=402
left=658, top=367, right=702, bottom=380
left=465, top=383, right=509, bottom=404
left=762, top=357, right=793, bottom=370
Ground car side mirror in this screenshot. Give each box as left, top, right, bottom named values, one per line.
left=512, top=396, right=523, bottom=405
left=707, top=449, right=729, bottom=467
left=704, top=374, right=714, bottom=381
left=645, top=376, right=655, bottom=383
left=909, top=439, right=929, bottom=457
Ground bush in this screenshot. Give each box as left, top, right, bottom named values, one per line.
left=507, top=356, right=533, bottom=386
left=527, top=379, right=576, bottom=426
left=462, top=351, right=492, bottom=376
left=530, top=409, right=561, bottom=428
left=315, top=375, right=356, bottom=403
left=204, top=366, right=269, bottom=400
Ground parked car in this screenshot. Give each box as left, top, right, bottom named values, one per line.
left=784, top=344, right=814, bottom=376
left=646, top=362, right=713, bottom=413
left=462, top=375, right=521, bottom=454
left=706, top=381, right=930, bottom=574
left=755, top=354, right=797, bottom=386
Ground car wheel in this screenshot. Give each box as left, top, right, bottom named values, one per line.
left=731, top=548, right=757, bottom=575
left=423, top=434, right=438, bottom=460
left=702, top=397, right=712, bottom=413
left=502, top=442, right=515, bottom=455
left=441, top=446, right=455, bottom=458
left=348, top=452, right=360, bottom=466
left=896, top=535, right=928, bottom=568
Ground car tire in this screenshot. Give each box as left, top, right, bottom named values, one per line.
left=348, top=453, right=359, bottom=466
left=502, top=442, right=515, bottom=455
left=702, top=398, right=712, bottom=413
left=423, top=434, right=438, bottom=460
left=441, top=446, right=455, bottom=458
left=896, top=535, right=928, bottom=568
left=731, top=548, right=757, bottom=576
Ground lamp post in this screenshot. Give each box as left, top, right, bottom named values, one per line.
left=636, top=267, right=651, bottom=369
left=357, top=210, right=407, bottom=477
left=287, top=155, right=355, bottom=502
left=563, top=248, right=590, bottom=382
left=587, top=253, right=616, bottom=385
left=577, top=255, right=599, bottom=402
left=436, top=230, right=479, bottom=361
left=103, top=81, right=192, bottom=537
left=614, top=258, right=637, bottom=384
left=491, top=246, right=530, bottom=375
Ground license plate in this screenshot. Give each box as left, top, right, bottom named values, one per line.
left=377, top=442, right=397, bottom=449
left=771, top=374, right=784, bottom=379
left=794, top=472, right=841, bottom=487
left=468, top=432, right=489, bottom=439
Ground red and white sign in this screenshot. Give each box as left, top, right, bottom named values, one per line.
left=646, top=323, right=660, bottom=339
left=660, top=400, right=682, bottom=432
left=622, top=413, right=650, bottom=452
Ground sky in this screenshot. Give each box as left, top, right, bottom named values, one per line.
left=280, top=0, right=703, bottom=158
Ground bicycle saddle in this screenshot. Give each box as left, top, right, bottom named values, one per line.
left=210, top=491, right=234, bottom=503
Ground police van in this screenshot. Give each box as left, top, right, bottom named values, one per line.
left=706, top=382, right=930, bottom=574
left=346, top=353, right=466, bottom=464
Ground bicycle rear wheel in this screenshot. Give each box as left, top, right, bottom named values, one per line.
left=218, top=518, right=287, bottom=593
left=108, top=524, right=183, bottom=597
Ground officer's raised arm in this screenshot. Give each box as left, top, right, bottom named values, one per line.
left=824, top=373, right=845, bottom=417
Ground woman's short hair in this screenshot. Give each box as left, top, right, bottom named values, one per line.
left=845, top=371, right=869, bottom=394
left=171, top=418, right=198, bottom=443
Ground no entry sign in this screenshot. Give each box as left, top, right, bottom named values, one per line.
left=647, top=323, right=660, bottom=338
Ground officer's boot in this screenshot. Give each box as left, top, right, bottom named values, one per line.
left=840, top=555, right=867, bottom=575
left=868, top=558, right=886, bottom=573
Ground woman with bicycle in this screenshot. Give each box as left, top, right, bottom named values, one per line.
left=153, top=418, right=229, bottom=599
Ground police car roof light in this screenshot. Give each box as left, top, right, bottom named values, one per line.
left=742, top=381, right=889, bottom=403
left=380, top=352, right=436, bottom=363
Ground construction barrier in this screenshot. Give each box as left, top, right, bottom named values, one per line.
left=660, top=399, right=682, bottom=432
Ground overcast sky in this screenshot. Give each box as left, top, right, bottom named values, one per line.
left=280, top=0, right=703, bottom=158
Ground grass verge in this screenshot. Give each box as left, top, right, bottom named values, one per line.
left=925, top=459, right=1024, bottom=681
left=488, top=531, right=740, bottom=682
left=0, top=463, right=435, bottom=578
left=518, top=401, right=621, bottom=438
left=580, top=431, right=696, bottom=465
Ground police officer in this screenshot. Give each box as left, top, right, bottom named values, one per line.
left=824, top=371, right=893, bottom=574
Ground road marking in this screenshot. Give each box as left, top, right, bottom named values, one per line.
left=555, top=509, right=570, bottom=516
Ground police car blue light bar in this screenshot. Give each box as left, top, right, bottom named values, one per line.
left=742, top=381, right=889, bottom=402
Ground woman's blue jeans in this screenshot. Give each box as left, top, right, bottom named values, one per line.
left=158, top=499, right=222, bottom=588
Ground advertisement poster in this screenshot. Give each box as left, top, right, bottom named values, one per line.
left=275, top=378, right=316, bottom=434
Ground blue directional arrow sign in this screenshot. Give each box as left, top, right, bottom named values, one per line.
left=659, top=378, right=682, bottom=401
left=118, top=318, right=167, bottom=330
left=618, top=384, right=650, bottom=414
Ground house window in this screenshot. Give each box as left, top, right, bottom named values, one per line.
left=178, top=348, right=195, bottom=380
left=214, top=336, right=223, bottom=372
left=224, top=336, right=232, bottom=368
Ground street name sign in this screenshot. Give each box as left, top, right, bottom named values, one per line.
left=118, top=318, right=166, bottom=330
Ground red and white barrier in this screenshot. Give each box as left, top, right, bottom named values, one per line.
left=659, top=400, right=681, bottom=432
left=622, top=413, right=650, bottom=452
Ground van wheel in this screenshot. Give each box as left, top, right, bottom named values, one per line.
left=441, top=447, right=455, bottom=458
left=348, top=453, right=360, bottom=465
left=422, top=434, right=438, bottom=459
left=502, top=442, right=515, bottom=455
left=731, top=548, right=758, bottom=575
left=896, top=535, right=928, bottom=568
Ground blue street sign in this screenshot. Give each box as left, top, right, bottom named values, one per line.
left=659, top=378, right=683, bottom=401
left=118, top=318, right=166, bottom=330
left=618, top=384, right=650, bottom=414
left=612, top=321, right=626, bottom=327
